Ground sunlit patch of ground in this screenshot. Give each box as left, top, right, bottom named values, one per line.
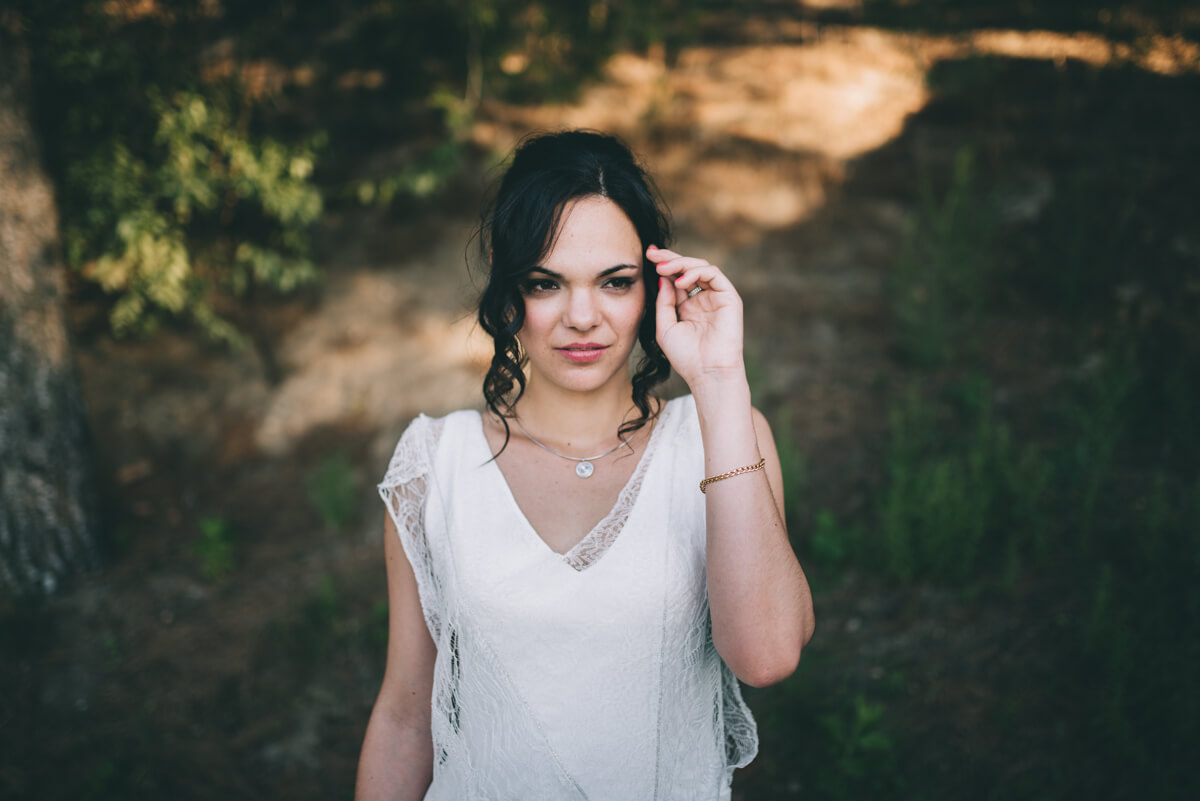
left=475, top=29, right=928, bottom=233
left=946, top=29, right=1200, bottom=75
left=474, top=24, right=1197, bottom=236
left=255, top=263, right=490, bottom=455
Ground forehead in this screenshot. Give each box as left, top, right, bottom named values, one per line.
left=542, top=196, right=641, bottom=273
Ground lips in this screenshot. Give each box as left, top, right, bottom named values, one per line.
left=557, top=342, right=608, bottom=363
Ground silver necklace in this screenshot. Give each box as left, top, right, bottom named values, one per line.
left=512, top=416, right=631, bottom=479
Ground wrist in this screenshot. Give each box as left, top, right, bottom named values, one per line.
left=693, top=381, right=761, bottom=473
left=689, top=364, right=751, bottom=402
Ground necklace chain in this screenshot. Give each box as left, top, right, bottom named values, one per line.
left=512, top=416, right=631, bottom=479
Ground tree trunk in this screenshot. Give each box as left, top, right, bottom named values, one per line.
left=0, top=19, right=100, bottom=595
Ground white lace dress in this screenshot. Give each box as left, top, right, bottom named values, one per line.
left=377, top=395, right=758, bottom=801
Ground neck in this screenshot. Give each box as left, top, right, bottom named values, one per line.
left=514, top=375, right=636, bottom=451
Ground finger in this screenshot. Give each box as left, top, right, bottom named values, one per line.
left=673, top=277, right=690, bottom=306
left=671, top=263, right=736, bottom=295
left=645, top=244, right=676, bottom=264
left=648, top=245, right=701, bottom=265
left=655, top=276, right=678, bottom=342
left=655, top=256, right=712, bottom=278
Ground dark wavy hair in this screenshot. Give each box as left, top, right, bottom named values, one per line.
left=477, top=130, right=673, bottom=454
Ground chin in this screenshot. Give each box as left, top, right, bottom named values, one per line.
left=535, top=359, right=631, bottom=395
left=557, top=370, right=623, bottom=395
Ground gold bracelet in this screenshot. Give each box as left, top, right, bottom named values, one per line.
left=699, top=458, right=766, bottom=494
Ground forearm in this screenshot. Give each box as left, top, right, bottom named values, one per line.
left=693, top=371, right=815, bottom=687
left=354, top=702, right=434, bottom=801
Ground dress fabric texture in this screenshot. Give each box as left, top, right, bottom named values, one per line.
left=377, top=395, right=758, bottom=801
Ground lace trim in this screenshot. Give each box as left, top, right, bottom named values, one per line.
left=722, top=660, right=759, bottom=769
left=378, top=414, right=447, bottom=641
left=562, top=400, right=676, bottom=571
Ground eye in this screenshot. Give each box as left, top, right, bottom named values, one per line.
left=603, top=276, right=637, bottom=290
left=521, top=278, right=559, bottom=294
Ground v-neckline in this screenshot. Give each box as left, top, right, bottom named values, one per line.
left=474, top=401, right=673, bottom=571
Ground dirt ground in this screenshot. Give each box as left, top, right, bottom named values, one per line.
left=4, top=10, right=1196, bottom=801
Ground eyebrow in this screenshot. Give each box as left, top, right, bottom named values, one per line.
left=528, top=264, right=640, bottom=280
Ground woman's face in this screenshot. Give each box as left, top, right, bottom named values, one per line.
left=517, top=195, right=646, bottom=397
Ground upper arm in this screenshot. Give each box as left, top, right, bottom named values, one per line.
left=751, top=407, right=787, bottom=525
left=376, top=513, right=437, bottom=724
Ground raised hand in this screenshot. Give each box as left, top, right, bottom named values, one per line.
left=649, top=244, right=745, bottom=389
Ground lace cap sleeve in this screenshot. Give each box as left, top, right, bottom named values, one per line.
left=378, top=414, right=446, bottom=641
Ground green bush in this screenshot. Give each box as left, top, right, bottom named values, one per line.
left=305, top=452, right=360, bottom=534
left=27, top=3, right=323, bottom=351
left=773, top=409, right=807, bottom=531
left=816, top=694, right=900, bottom=798
left=1055, top=349, right=1137, bottom=536
left=1074, top=469, right=1200, bottom=797
left=879, top=377, right=1050, bottom=583
left=889, top=148, right=993, bottom=368
left=871, top=136, right=1200, bottom=796
left=66, top=90, right=323, bottom=346
left=808, top=509, right=862, bottom=571
left=193, top=516, right=235, bottom=582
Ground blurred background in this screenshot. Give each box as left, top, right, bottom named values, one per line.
left=2, top=1, right=1198, bottom=799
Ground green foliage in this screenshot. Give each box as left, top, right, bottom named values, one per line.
left=809, top=509, right=861, bottom=570
left=85, top=757, right=120, bottom=801
left=305, top=452, right=360, bottom=534
left=26, top=3, right=324, bottom=349
left=865, top=115, right=1200, bottom=795
left=353, top=139, right=464, bottom=207
left=266, top=573, right=346, bottom=666
left=369, top=599, right=390, bottom=647
left=1056, top=349, right=1137, bottom=533
left=879, top=376, right=1050, bottom=583
left=1062, top=362, right=1200, bottom=789
left=743, top=655, right=903, bottom=801
left=816, top=694, right=900, bottom=798
left=470, top=0, right=700, bottom=103
left=1074, top=471, right=1200, bottom=797
left=311, top=574, right=342, bottom=624
left=256, top=571, right=388, bottom=696
left=193, top=516, right=235, bottom=582
left=889, top=148, right=993, bottom=368
left=65, top=91, right=323, bottom=346
left=773, top=409, right=807, bottom=531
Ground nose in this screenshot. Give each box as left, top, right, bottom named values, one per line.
left=563, top=287, right=600, bottom=331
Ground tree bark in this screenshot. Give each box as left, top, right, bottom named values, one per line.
left=0, top=18, right=100, bottom=595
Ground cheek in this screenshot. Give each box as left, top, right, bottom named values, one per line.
left=518, top=299, right=557, bottom=344
left=612, top=288, right=647, bottom=335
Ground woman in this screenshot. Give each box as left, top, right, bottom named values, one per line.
left=356, top=130, right=814, bottom=801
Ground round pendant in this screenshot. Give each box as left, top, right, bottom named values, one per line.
left=575, top=461, right=595, bottom=479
